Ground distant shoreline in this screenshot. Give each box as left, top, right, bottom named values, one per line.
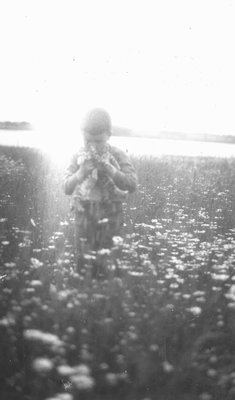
left=126, top=130, right=235, bottom=144
left=1, top=123, right=235, bottom=144
left=1, top=130, right=235, bottom=158
left=0, top=121, right=32, bottom=130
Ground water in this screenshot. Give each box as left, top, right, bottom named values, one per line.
left=1, top=130, right=235, bottom=163
left=112, top=136, right=235, bottom=158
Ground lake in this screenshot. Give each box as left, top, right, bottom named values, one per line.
left=1, top=129, right=235, bottom=164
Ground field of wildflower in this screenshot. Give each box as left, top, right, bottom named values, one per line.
left=1, top=145, right=235, bottom=400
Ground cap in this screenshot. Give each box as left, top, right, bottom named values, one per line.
left=82, top=108, right=112, bottom=135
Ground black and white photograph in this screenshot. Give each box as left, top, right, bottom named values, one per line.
left=1, top=1, right=235, bottom=399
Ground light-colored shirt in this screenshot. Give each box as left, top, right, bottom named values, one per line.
left=64, top=145, right=137, bottom=206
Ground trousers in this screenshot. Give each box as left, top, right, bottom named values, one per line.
left=74, top=201, right=123, bottom=264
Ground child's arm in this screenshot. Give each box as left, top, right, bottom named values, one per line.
left=63, top=154, right=94, bottom=195
left=113, top=150, right=137, bottom=193
left=102, top=147, right=138, bottom=193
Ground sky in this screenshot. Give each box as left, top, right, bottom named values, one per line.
left=0, top=0, right=235, bottom=136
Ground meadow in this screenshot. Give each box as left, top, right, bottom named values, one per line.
left=1, top=145, right=235, bottom=400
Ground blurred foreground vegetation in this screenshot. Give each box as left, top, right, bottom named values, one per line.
left=1, top=146, right=235, bottom=400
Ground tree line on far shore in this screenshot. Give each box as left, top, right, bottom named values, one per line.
left=0, top=121, right=32, bottom=130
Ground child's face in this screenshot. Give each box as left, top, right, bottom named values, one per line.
left=84, top=131, right=110, bottom=147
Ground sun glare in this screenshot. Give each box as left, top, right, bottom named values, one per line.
left=32, top=126, right=83, bottom=166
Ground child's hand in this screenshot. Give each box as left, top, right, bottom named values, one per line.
left=98, top=161, right=117, bottom=178
left=76, top=160, right=95, bottom=181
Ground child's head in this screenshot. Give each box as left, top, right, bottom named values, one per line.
left=82, top=108, right=112, bottom=146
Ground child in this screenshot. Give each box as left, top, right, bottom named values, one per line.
left=63, top=108, right=137, bottom=271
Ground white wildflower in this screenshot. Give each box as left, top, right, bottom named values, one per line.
left=227, top=302, right=235, bottom=310
left=170, top=283, right=179, bottom=289
left=209, top=355, right=218, bottom=364
left=32, top=248, right=41, bottom=253
left=105, top=373, right=119, bottom=386
left=211, top=273, right=229, bottom=281
left=187, top=306, right=202, bottom=316
left=30, top=218, right=36, bottom=227
left=30, top=280, right=42, bottom=287
left=57, top=394, right=73, bottom=400
left=60, top=221, right=69, bottom=226
left=74, top=364, right=91, bottom=376
left=128, top=271, right=144, bottom=277
left=57, top=291, right=69, bottom=301
left=4, top=262, right=16, bottom=268
left=0, top=315, right=15, bottom=327
left=99, top=363, right=109, bottom=371
left=162, top=361, right=174, bottom=373
left=70, top=375, right=95, bottom=390
left=30, top=258, right=43, bottom=269
left=23, top=329, right=63, bottom=347
left=112, top=236, right=124, bottom=246
left=97, top=248, right=111, bottom=255
left=57, top=365, right=75, bottom=376
left=32, top=357, right=54, bottom=373
left=128, top=332, right=138, bottom=340
left=149, top=344, right=159, bottom=352
left=199, top=393, right=212, bottom=400
left=84, top=254, right=96, bottom=260
left=207, top=369, right=217, bottom=378
left=98, top=218, right=109, bottom=224
left=182, top=294, right=191, bottom=299
left=193, top=291, right=205, bottom=297
left=225, top=285, right=235, bottom=301
left=54, top=231, right=64, bottom=236
left=26, top=288, right=35, bottom=293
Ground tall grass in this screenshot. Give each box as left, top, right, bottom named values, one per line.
left=1, top=146, right=235, bottom=400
